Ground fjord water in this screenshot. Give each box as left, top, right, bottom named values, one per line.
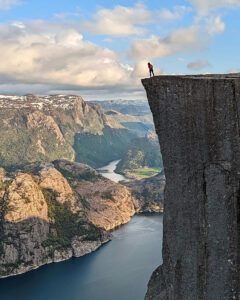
left=97, top=160, right=127, bottom=182
left=0, top=215, right=163, bottom=300
left=0, top=161, right=163, bottom=300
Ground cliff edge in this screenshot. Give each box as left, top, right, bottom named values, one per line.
left=142, top=74, right=240, bottom=300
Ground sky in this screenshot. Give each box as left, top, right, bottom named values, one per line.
left=0, top=0, right=239, bottom=100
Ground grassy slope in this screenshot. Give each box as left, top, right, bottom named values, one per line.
left=128, top=167, right=163, bottom=179
left=116, top=137, right=163, bottom=175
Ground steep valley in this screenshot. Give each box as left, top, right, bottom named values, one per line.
left=0, top=94, right=153, bottom=170
left=0, top=93, right=165, bottom=281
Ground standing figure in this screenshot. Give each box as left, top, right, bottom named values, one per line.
left=148, top=62, right=154, bottom=77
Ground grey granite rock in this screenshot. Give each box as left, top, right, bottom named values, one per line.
left=142, top=74, right=240, bottom=300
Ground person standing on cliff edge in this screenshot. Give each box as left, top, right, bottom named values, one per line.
left=148, top=62, right=154, bottom=77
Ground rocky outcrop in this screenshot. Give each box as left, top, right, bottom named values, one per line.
left=4, top=173, right=48, bottom=223
left=123, top=172, right=165, bottom=213
left=0, top=159, right=140, bottom=278
left=142, top=74, right=240, bottom=300
left=53, top=160, right=140, bottom=230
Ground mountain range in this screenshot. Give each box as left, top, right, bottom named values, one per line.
left=0, top=94, right=152, bottom=170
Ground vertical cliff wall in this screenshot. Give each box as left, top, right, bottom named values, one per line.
left=142, top=74, right=240, bottom=300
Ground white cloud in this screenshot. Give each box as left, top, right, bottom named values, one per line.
left=207, top=16, right=225, bottom=35
left=158, top=6, right=191, bottom=21
left=80, top=3, right=152, bottom=37
left=187, top=60, right=211, bottom=70
left=0, top=22, right=135, bottom=91
left=0, top=0, right=21, bottom=10
left=130, top=13, right=226, bottom=60
left=80, top=4, right=191, bottom=37
left=131, top=25, right=207, bottom=59
left=188, top=0, right=240, bottom=16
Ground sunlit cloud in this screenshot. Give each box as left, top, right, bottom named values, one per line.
left=130, top=25, right=208, bottom=59
left=0, top=20, right=151, bottom=99
left=0, top=22, right=134, bottom=87
left=80, top=3, right=152, bottom=37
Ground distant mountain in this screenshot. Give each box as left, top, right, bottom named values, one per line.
left=0, top=94, right=150, bottom=170
left=89, top=100, right=151, bottom=116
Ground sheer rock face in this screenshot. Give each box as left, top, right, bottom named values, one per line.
left=142, top=74, right=240, bottom=300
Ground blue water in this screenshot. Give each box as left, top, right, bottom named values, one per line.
left=0, top=215, right=163, bottom=300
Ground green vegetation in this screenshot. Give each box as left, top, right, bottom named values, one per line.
left=41, top=188, right=102, bottom=248
left=53, top=163, right=101, bottom=183
left=0, top=95, right=156, bottom=172
left=141, top=187, right=164, bottom=211
left=121, top=122, right=152, bottom=137
left=2, top=259, right=23, bottom=270
left=0, top=128, right=74, bottom=171
left=74, top=126, right=137, bottom=168
left=0, top=125, right=139, bottom=171
left=116, top=137, right=163, bottom=175
left=128, top=167, right=162, bottom=179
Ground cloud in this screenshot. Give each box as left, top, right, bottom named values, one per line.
left=0, top=0, right=21, bottom=10
left=188, top=0, right=240, bottom=16
left=158, top=6, right=192, bottom=21
left=207, top=16, right=225, bottom=35
left=80, top=4, right=191, bottom=37
left=80, top=3, right=152, bottom=37
left=0, top=21, right=136, bottom=91
left=187, top=60, right=211, bottom=70
left=130, top=13, right=226, bottom=60
left=131, top=25, right=208, bottom=59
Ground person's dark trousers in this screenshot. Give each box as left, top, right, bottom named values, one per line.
left=150, top=70, right=154, bottom=77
